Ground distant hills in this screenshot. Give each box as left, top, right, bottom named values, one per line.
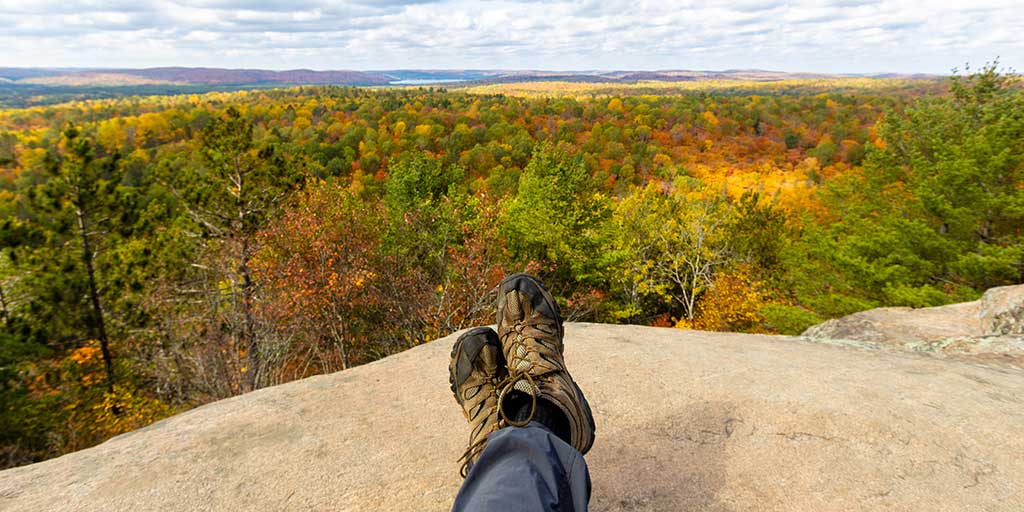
left=0, top=67, right=941, bottom=87
left=1, top=68, right=392, bottom=87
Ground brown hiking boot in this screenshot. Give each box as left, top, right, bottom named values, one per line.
left=495, top=273, right=595, bottom=454
left=449, top=326, right=507, bottom=477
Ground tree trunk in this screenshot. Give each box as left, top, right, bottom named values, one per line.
left=232, top=159, right=260, bottom=392
left=327, top=310, right=350, bottom=371
left=0, top=280, right=9, bottom=331
left=240, top=235, right=258, bottom=391
left=76, top=204, right=115, bottom=393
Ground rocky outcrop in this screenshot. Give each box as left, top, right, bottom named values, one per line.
left=2, top=323, right=1022, bottom=511
left=979, top=285, right=1024, bottom=335
left=802, top=284, right=1024, bottom=366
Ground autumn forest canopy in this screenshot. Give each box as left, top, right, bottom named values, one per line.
left=0, top=66, right=1022, bottom=468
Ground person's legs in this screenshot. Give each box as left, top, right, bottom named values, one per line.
left=449, top=273, right=596, bottom=511
left=452, top=422, right=591, bottom=512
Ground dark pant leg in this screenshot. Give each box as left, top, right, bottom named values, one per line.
left=452, top=422, right=591, bottom=512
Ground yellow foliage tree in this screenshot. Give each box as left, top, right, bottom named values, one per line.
left=681, top=266, right=767, bottom=333
left=43, top=341, right=176, bottom=454
left=700, top=110, right=719, bottom=127
left=414, top=123, right=434, bottom=137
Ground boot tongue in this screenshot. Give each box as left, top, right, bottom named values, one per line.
left=504, top=290, right=524, bottom=319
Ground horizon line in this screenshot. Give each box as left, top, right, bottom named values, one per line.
left=0, top=66, right=948, bottom=76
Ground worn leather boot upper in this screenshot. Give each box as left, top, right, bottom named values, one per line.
left=449, top=326, right=507, bottom=477
left=495, top=273, right=595, bottom=455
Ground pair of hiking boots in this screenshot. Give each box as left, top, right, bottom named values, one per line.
left=448, top=273, right=596, bottom=477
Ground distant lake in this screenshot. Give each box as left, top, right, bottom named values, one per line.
left=388, top=79, right=467, bottom=85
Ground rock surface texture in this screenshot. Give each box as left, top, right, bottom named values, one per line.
left=2, top=323, right=1023, bottom=511
left=803, top=284, right=1024, bottom=367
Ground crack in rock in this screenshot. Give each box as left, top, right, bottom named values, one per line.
left=773, top=431, right=837, bottom=442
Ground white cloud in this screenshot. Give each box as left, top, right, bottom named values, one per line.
left=0, top=0, right=1020, bottom=72
left=182, top=30, right=220, bottom=42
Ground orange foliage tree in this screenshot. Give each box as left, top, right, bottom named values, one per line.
left=254, top=182, right=386, bottom=376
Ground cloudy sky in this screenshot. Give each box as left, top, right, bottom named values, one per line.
left=1, top=0, right=1021, bottom=73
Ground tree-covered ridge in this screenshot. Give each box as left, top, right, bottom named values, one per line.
left=457, top=76, right=944, bottom=99
left=0, top=66, right=1020, bottom=469
left=0, top=81, right=912, bottom=200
